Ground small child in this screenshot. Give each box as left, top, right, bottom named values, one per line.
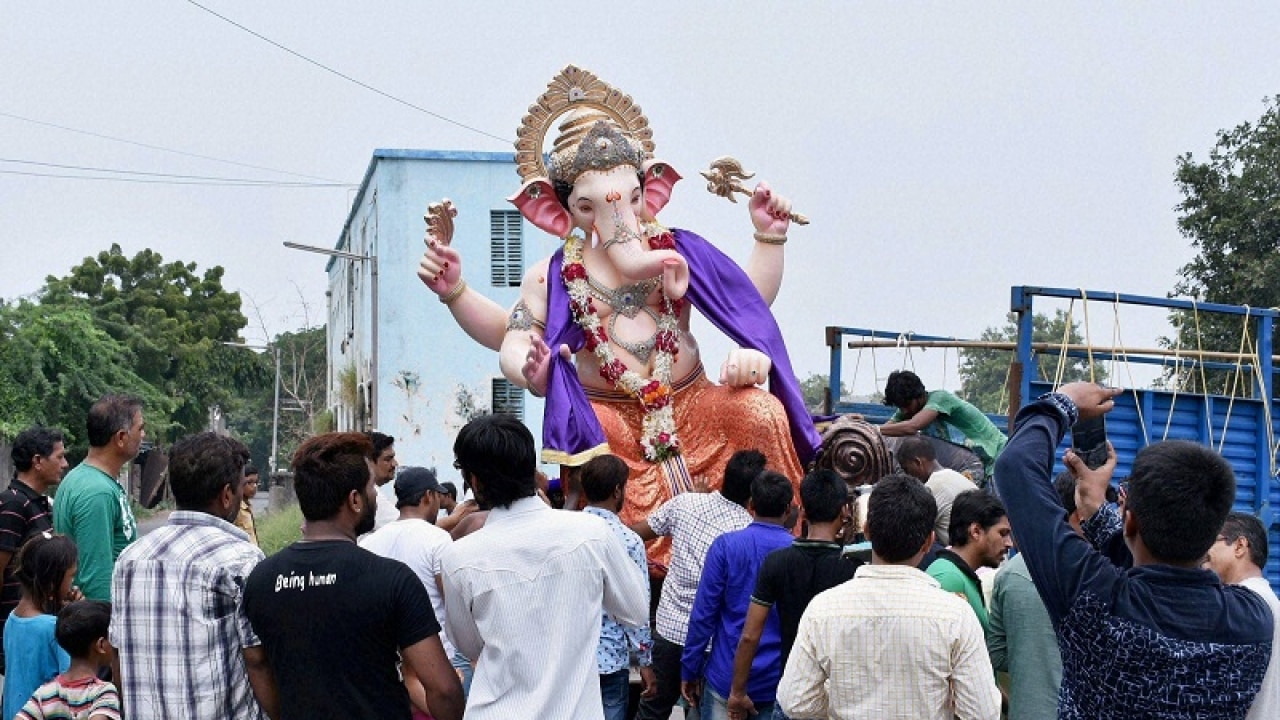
left=2, top=533, right=78, bottom=720
left=17, top=600, right=120, bottom=720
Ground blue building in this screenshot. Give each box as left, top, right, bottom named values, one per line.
left=326, top=149, right=555, bottom=469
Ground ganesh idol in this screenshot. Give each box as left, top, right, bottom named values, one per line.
left=418, top=66, right=821, bottom=564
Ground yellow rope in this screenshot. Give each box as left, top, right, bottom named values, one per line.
left=1053, top=299, right=1075, bottom=390
left=1080, top=289, right=1098, bottom=384
left=1162, top=312, right=1185, bottom=442
left=1192, top=301, right=1215, bottom=446
left=1217, top=305, right=1252, bottom=453
left=998, top=358, right=1013, bottom=416
left=1109, top=295, right=1147, bottom=445
left=1240, top=318, right=1279, bottom=479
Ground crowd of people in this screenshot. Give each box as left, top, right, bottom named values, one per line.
left=0, top=381, right=1277, bottom=719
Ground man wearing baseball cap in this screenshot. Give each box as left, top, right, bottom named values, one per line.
left=359, top=467, right=456, bottom=688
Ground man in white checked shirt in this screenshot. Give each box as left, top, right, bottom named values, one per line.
left=776, top=474, right=999, bottom=720
left=111, top=432, right=276, bottom=720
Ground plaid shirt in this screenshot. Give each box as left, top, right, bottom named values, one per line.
left=110, top=511, right=266, bottom=720
left=647, top=492, right=751, bottom=644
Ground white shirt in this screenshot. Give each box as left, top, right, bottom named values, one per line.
left=441, top=496, right=648, bottom=719
left=358, top=517, right=454, bottom=657
left=1241, top=576, right=1280, bottom=720
left=927, top=468, right=977, bottom=545
left=372, top=482, right=399, bottom=531
left=777, top=563, right=1000, bottom=720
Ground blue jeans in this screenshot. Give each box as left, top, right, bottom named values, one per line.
left=701, top=685, right=775, bottom=720
left=600, top=669, right=630, bottom=720
left=450, top=651, right=473, bottom=697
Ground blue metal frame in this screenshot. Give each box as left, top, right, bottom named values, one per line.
left=825, top=287, right=1280, bottom=589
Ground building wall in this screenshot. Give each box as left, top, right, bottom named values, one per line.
left=328, top=150, right=556, bottom=470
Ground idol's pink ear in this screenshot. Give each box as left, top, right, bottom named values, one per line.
left=642, top=160, right=681, bottom=218
left=507, top=179, right=573, bottom=238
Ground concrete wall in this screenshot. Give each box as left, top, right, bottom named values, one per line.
left=328, top=150, right=554, bottom=472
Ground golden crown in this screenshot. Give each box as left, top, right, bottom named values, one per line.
left=514, top=65, right=655, bottom=184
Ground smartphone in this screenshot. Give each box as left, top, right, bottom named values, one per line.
left=1071, top=416, right=1109, bottom=470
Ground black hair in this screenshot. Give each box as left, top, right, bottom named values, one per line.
left=55, top=600, right=112, bottom=658
left=292, top=432, right=374, bottom=522
left=244, top=464, right=259, bottom=477
left=440, top=482, right=458, bottom=501
left=722, top=450, right=767, bottom=506
left=895, top=436, right=937, bottom=468
left=580, top=455, right=629, bottom=503
left=11, top=427, right=64, bottom=473
left=865, top=474, right=937, bottom=563
left=453, top=415, right=536, bottom=510
left=1126, top=440, right=1236, bottom=564
left=14, top=533, right=78, bottom=615
left=367, top=431, right=394, bottom=460
left=751, top=471, right=794, bottom=519
left=948, top=490, right=1007, bottom=548
left=799, top=469, right=849, bottom=523
left=169, top=432, right=249, bottom=511
left=1221, top=511, right=1269, bottom=570
left=1054, top=471, right=1078, bottom=515
left=86, top=394, right=143, bottom=448
left=882, top=370, right=927, bottom=409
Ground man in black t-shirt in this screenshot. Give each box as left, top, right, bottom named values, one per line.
left=243, top=432, right=464, bottom=720
left=726, top=470, right=861, bottom=720
left=0, top=426, right=67, bottom=674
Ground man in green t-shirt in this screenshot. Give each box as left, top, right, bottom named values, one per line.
left=53, top=395, right=145, bottom=601
left=880, top=370, right=1008, bottom=480
left=925, top=489, right=1011, bottom=632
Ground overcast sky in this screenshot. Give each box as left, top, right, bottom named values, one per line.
left=3, top=2, right=1278, bottom=396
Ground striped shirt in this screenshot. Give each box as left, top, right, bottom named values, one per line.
left=0, top=479, right=53, bottom=670
left=110, top=511, right=265, bottom=720
left=17, top=674, right=121, bottom=720
left=777, top=564, right=1000, bottom=720
left=647, top=492, right=751, bottom=644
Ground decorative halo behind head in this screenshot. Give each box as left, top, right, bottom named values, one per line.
left=514, top=65, right=655, bottom=184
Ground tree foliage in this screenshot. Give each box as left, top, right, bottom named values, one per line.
left=40, top=244, right=262, bottom=437
left=960, top=310, right=1105, bottom=414
left=1169, top=96, right=1280, bottom=394
left=799, top=372, right=851, bottom=413
left=0, top=300, right=171, bottom=446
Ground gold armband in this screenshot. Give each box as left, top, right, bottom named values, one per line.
left=753, top=232, right=787, bottom=245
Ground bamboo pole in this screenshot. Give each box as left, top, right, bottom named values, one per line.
left=844, top=338, right=1278, bottom=363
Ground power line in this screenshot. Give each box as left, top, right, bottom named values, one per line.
left=0, top=157, right=355, bottom=185
left=0, top=168, right=352, bottom=188
left=0, top=110, right=343, bottom=183
left=182, top=0, right=511, bottom=145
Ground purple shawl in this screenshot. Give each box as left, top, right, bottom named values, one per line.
left=541, top=228, right=821, bottom=464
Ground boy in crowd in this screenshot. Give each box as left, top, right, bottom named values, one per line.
left=18, top=600, right=121, bottom=720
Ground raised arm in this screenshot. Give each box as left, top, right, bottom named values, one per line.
left=993, top=384, right=1124, bottom=622
left=744, top=182, right=791, bottom=305
left=418, top=218, right=509, bottom=351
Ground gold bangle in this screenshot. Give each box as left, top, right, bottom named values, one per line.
left=439, top=278, right=468, bottom=305
left=753, top=232, right=787, bottom=245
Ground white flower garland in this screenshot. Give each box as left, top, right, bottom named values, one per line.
left=562, top=229, right=681, bottom=461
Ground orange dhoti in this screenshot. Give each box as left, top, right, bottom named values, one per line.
left=585, top=366, right=805, bottom=568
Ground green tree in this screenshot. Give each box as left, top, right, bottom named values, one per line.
left=960, top=310, right=1105, bottom=414
left=800, top=372, right=851, bottom=413
left=40, top=244, right=263, bottom=438
left=1168, top=96, right=1280, bottom=394
left=0, top=300, right=172, bottom=450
